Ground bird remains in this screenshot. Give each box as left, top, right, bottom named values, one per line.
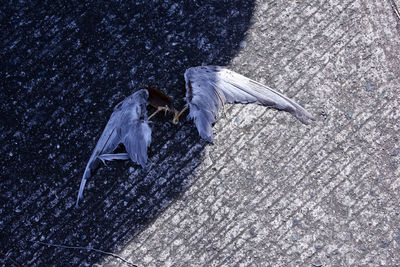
left=76, top=66, right=315, bottom=207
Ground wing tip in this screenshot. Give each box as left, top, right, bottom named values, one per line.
left=75, top=192, right=82, bottom=209
left=76, top=169, right=91, bottom=208
left=295, top=109, right=316, bottom=125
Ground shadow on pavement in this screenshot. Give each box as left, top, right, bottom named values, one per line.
left=1, top=1, right=255, bottom=265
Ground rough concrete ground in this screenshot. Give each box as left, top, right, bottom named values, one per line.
left=1, top=0, right=400, bottom=266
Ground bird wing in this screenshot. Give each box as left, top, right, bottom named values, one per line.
left=117, top=101, right=152, bottom=169
left=76, top=89, right=151, bottom=207
left=184, top=65, right=315, bottom=141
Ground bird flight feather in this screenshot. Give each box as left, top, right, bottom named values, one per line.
left=76, top=89, right=151, bottom=207
left=184, top=65, right=315, bottom=141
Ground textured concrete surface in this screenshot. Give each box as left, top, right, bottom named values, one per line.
left=1, top=0, right=400, bottom=266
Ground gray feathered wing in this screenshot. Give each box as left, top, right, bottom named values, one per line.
left=184, top=66, right=315, bottom=142
left=76, top=89, right=152, bottom=207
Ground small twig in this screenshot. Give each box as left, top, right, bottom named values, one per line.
left=172, top=106, right=188, bottom=124
left=0, top=251, right=22, bottom=267
left=30, top=240, right=138, bottom=267
left=389, top=0, right=400, bottom=21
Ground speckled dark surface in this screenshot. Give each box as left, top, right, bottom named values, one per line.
left=1, top=1, right=254, bottom=265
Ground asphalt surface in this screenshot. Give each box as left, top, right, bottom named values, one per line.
left=1, top=0, right=400, bottom=266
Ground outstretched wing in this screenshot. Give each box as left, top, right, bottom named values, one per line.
left=184, top=65, right=315, bottom=142
left=76, top=89, right=151, bottom=207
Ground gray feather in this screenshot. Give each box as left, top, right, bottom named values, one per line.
left=120, top=119, right=152, bottom=168
left=76, top=89, right=151, bottom=207
left=98, top=153, right=130, bottom=164
left=184, top=65, right=315, bottom=141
